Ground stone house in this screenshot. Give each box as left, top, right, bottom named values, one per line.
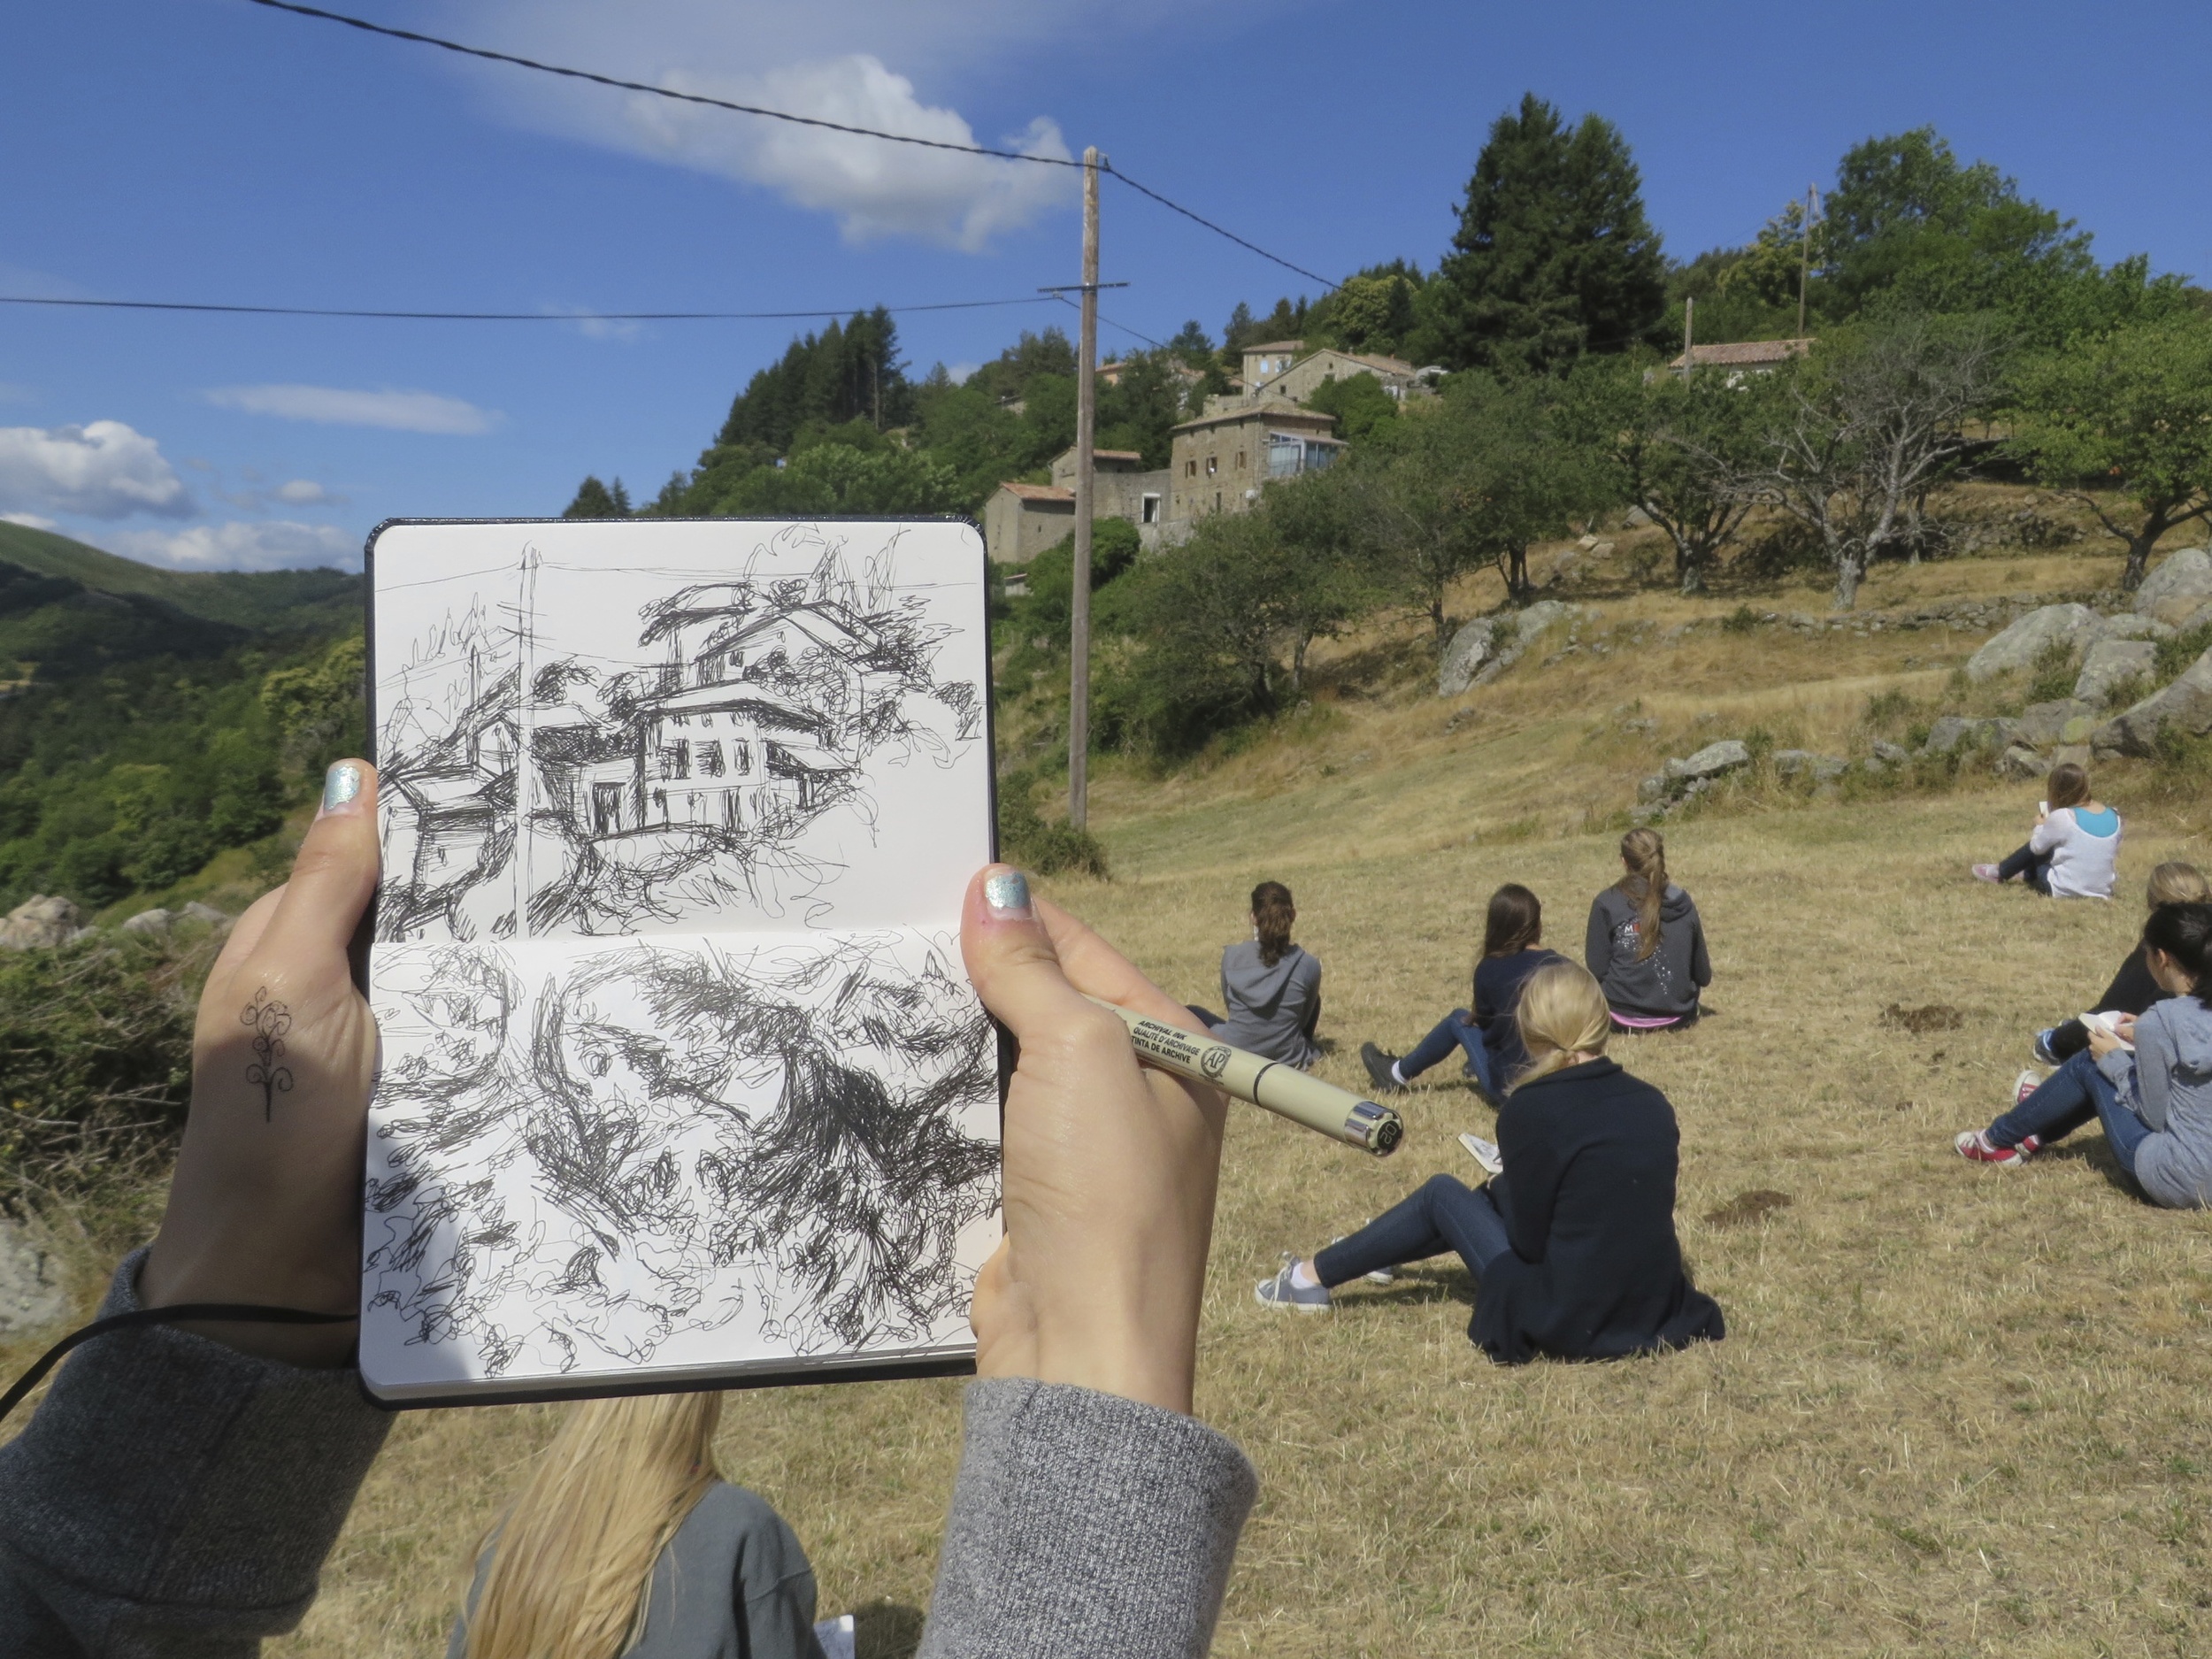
left=1666, top=338, right=1813, bottom=381
left=1255, top=348, right=1429, bottom=406
left=1166, top=402, right=1343, bottom=522
left=984, top=448, right=1171, bottom=564
left=1240, top=340, right=1304, bottom=386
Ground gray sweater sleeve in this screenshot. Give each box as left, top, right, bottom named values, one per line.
left=0, top=1248, right=391, bottom=1659
left=2126, top=1009, right=2177, bottom=1133
left=918, top=1379, right=1256, bottom=1659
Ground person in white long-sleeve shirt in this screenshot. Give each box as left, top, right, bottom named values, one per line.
left=1972, top=762, right=2120, bottom=899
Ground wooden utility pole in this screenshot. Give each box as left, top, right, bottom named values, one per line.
left=1068, top=145, right=1101, bottom=830
left=1681, top=295, right=1694, bottom=378
left=1797, top=184, right=1818, bottom=337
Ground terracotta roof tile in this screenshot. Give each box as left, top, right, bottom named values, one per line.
left=998, top=482, right=1076, bottom=503
left=1669, top=338, right=1814, bottom=369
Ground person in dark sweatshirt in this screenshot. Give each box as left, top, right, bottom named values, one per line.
left=1260, top=960, right=1725, bottom=1364
left=0, top=765, right=1258, bottom=1659
left=1190, top=879, right=1324, bottom=1067
left=2032, top=862, right=2208, bottom=1064
left=1586, top=827, right=1710, bottom=1030
left=1360, top=883, right=1563, bottom=1102
left=1959, top=902, right=2212, bottom=1207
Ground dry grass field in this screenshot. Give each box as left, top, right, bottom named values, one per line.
left=9, top=526, right=2212, bottom=1657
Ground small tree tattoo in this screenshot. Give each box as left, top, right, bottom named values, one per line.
left=242, top=987, right=296, bottom=1121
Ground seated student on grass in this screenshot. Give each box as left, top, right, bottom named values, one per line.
left=1971, top=762, right=2121, bottom=899
left=1358, top=882, right=1561, bottom=1102
left=1586, top=827, right=1711, bottom=1031
left=1956, top=902, right=2212, bottom=1206
left=451, top=1392, right=824, bottom=1659
left=2031, top=862, right=2209, bottom=1065
left=1257, top=960, right=1725, bottom=1364
left=1188, top=879, right=1323, bottom=1067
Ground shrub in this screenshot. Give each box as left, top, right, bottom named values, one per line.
left=2025, top=638, right=2079, bottom=704
left=1722, top=604, right=1760, bottom=634
left=995, top=774, right=1110, bottom=879
left=2154, top=620, right=2212, bottom=683
left=1864, top=687, right=1916, bottom=730
left=0, top=933, right=207, bottom=1194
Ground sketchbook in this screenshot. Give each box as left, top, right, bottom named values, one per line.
left=359, top=518, right=1001, bottom=1404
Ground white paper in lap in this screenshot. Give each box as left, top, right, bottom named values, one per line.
left=362, top=519, right=999, bottom=1400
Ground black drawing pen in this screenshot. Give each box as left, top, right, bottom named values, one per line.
left=1085, top=997, right=1403, bottom=1156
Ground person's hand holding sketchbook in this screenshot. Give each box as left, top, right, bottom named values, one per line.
left=961, top=867, right=1227, bottom=1416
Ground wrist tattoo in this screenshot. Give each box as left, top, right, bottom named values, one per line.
left=242, top=987, right=296, bottom=1120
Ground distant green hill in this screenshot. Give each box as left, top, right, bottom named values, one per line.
left=0, top=520, right=361, bottom=635
left=0, top=522, right=365, bottom=914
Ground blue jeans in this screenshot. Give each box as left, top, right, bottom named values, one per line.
left=1312, top=1173, right=1513, bottom=1288
left=1998, top=841, right=2053, bottom=894
left=1397, top=1010, right=1500, bottom=1098
left=1988, top=1048, right=2152, bottom=1172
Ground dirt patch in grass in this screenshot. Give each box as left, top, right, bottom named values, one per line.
left=1703, top=1188, right=1796, bottom=1228
left=1882, top=1002, right=1967, bottom=1034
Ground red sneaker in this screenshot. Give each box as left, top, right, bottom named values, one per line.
left=1955, top=1129, right=2038, bottom=1167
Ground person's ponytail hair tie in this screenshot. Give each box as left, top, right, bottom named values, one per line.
left=1250, top=880, right=1296, bottom=968
left=2141, top=902, right=2212, bottom=1012
left=1511, top=960, right=1612, bottom=1090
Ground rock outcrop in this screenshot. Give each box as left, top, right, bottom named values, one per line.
left=0, top=1220, right=67, bottom=1333
left=2074, top=638, right=2158, bottom=706
left=0, top=895, right=85, bottom=950
left=1965, top=604, right=2103, bottom=681
left=2093, top=647, right=2212, bottom=757
left=2135, top=548, right=2212, bottom=626
left=1437, top=601, right=1579, bottom=696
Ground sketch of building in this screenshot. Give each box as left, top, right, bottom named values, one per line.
left=377, top=530, right=982, bottom=941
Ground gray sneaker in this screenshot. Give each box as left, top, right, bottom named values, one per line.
left=1255, top=1256, right=1332, bottom=1312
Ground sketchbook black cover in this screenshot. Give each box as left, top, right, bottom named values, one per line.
left=359, top=518, right=1000, bottom=1404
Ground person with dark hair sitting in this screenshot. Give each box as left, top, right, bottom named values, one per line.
left=1957, top=902, right=2212, bottom=1205
left=2032, top=862, right=2208, bottom=1065
left=1190, top=880, right=1323, bottom=1068
left=1360, top=883, right=1560, bottom=1102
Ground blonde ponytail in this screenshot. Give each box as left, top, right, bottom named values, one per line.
left=1511, top=961, right=1612, bottom=1091
left=463, top=1392, right=722, bottom=1659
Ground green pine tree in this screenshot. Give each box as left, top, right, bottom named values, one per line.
left=1432, top=94, right=1666, bottom=374
left=561, top=475, right=626, bottom=518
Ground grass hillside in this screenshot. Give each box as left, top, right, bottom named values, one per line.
left=8, top=518, right=2211, bottom=1656
left=0, top=520, right=361, bottom=636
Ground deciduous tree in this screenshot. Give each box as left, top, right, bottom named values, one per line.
left=2008, top=311, right=2212, bottom=590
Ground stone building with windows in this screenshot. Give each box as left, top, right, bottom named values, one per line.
left=1165, top=402, right=1342, bottom=522
left=982, top=447, right=1169, bottom=564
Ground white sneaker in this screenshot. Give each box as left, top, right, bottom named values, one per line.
left=1458, top=1133, right=1504, bottom=1176
left=2012, top=1069, right=2043, bottom=1108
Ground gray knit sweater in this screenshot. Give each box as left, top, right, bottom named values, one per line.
left=0, top=1253, right=1257, bottom=1658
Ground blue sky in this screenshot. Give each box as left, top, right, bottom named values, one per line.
left=4, top=0, right=2208, bottom=572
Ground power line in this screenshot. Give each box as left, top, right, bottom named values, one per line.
left=1051, top=292, right=1164, bottom=350
left=239, top=0, right=1082, bottom=168
left=0, top=294, right=1055, bottom=322
left=241, top=0, right=1340, bottom=296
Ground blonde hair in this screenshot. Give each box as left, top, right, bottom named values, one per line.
left=1511, top=960, right=1612, bottom=1090
left=1617, top=827, right=1669, bottom=963
left=2148, top=862, right=2209, bottom=909
left=464, top=1393, right=723, bottom=1659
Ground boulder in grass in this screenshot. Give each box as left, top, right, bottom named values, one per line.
left=2091, top=613, right=2173, bottom=644
left=1998, top=744, right=2054, bottom=780
left=0, top=1222, right=67, bottom=1334
left=1438, top=618, right=1499, bottom=697
left=2093, top=647, right=2212, bottom=757
left=180, top=902, right=231, bottom=927
left=1663, top=739, right=1751, bottom=782
left=2016, top=698, right=2098, bottom=747
left=121, top=907, right=177, bottom=937
left=2074, top=638, right=2158, bottom=707
left=2134, top=547, right=2212, bottom=626
left=0, top=895, right=83, bottom=950
left=1965, top=603, right=2103, bottom=681
left=1869, top=740, right=1911, bottom=768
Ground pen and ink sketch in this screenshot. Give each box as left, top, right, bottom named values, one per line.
left=376, top=523, right=983, bottom=941
left=365, top=932, right=999, bottom=1375
left=365, top=520, right=997, bottom=1388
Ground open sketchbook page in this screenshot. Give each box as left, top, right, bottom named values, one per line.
left=362, top=518, right=999, bottom=1401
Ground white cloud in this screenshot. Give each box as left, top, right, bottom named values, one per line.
left=2, top=511, right=58, bottom=530
left=104, top=520, right=360, bottom=572
left=204, top=384, right=503, bottom=434
left=0, top=420, right=193, bottom=520
left=612, top=56, right=1074, bottom=249
left=273, top=479, right=345, bottom=505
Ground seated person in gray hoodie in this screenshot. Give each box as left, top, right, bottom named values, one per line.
left=1586, top=828, right=1711, bottom=1030
left=1957, top=902, right=2212, bottom=1206
left=1190, top=880, right=1323, bottom=1067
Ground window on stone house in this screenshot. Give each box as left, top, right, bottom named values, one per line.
left=660, top=742, right=688, bottom=780
left=730, top=740, right=751, bottom=775
left=1236, top=451, right=1245, bottom=470
left=1206, top=455, right=1217, bottom=476
left=697, top=741, right=726, bottom=777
